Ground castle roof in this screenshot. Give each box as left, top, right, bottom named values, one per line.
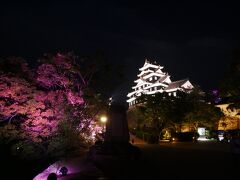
left=164, top=79, right=189, bottom=90
left=139, top=60, right=163, bottom=71
left=158, top=74, right=170, bottom=83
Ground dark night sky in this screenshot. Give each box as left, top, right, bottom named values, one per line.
left=0, top=1, right=240, bottom=100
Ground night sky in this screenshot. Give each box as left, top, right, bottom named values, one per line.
left=1, top=1, right=240, bottom=100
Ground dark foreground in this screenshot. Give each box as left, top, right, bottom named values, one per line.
left=0, top=154, right=55, bottom=180
left=96, top=141, right=238, bottom=179
left=1, top=141, right=238, bottom=179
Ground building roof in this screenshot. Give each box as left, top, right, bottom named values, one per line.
left=164, top=79, right=189, bottom=90
left=142, top=72, right=163, bottom=80
left=158, top=74, right=170, bottom=83
left=126, top=97, right=136, bottom=103
left=127, top=91, right=136, bottom=97
left=144, top=82, right=167, bottom=89
left=137, top=69, right=154, bottom=77
left=156, top=68, right=164, bottom=74
left=132, top=81, right=151, bottom=89
left=139, top=61, right=163, bottom=71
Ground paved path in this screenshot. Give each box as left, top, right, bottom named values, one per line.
left=135, top=141, right=236, bottom=179
left=97, top=141, right=237, bottom=179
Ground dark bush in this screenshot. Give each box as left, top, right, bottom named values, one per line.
left=147, top=134, right=159, bottom=144
left=133, top=130, right=159, bottom=144
left=172, top=132, right=199, bottom=142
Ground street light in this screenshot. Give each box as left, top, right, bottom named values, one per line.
left=100, top=116, right=107, bottom=123
left=100, top=115, right=107, bottom=134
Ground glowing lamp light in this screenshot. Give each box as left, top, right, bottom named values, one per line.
left=100, top=116, right=107, bottom=123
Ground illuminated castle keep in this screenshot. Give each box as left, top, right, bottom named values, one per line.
left=127, top=60, right=194, bottom=107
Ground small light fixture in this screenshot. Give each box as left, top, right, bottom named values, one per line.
left=100, top=116, right=107, bottom=123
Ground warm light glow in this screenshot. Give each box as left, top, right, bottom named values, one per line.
left=218, top=135, right=224, bottom=141
left=197, top=127, right=205, bottom=136
left=197, top=137, right=210, bottom=141
left=100, top=116, right=107, bottom=123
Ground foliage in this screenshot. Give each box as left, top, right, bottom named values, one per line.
left=11, top=140, right=45, bottom=160
left=184, top=103, right=223, bottom=130
left=179, top=87, right=223, bottom=130
left=0, top=124, right=25, bottom=145
left=79, top=51, right=125, bottom=98
left=131, top=87, right=223, bottom=135
left=137, top=92, right=174, bottom=133
left=0, top=54, right=88, bottom=142
left=220, top=49, right=240, bottom=109
left=133, top=129, right=159, bottom=144
left=127, top=107, right=145, bottom=129
left=78, top=51, right=124, bottom=121
left=0, top=57, right=33, bottom=81
left=0, top=52, right=108, bottom=161
left=47, top=120, right=87, bottom=158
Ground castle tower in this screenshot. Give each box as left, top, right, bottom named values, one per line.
left=127, top=60, right=194, bottom=107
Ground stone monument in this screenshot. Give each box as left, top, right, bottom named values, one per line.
left=88, top=102, right=141, bottom=162
left=105, top=104, right=129, bottom=143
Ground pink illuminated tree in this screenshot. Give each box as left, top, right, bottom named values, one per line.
left=0, top=53, right=101, bottom=143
